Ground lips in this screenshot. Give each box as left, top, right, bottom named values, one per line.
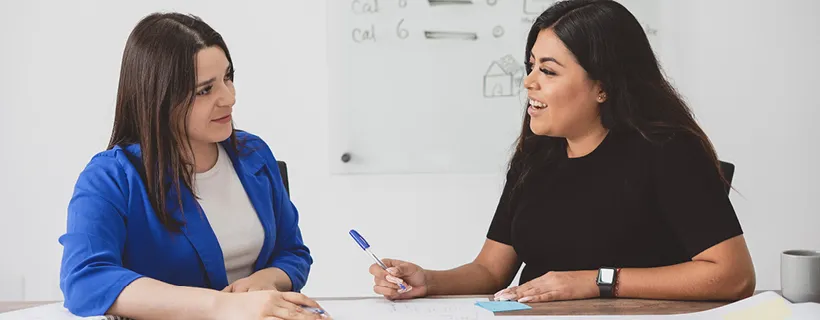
left=528, top=97, right=546, bottom=109
left=212, top=114, right=231, bottom=123
left=527, top=97, right=547, bottom=117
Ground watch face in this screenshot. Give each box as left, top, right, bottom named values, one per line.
left=599, top=268, right=614, bottom=284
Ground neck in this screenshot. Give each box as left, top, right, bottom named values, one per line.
left=188, top=140, right=219, bottom=173
left=565, top=124, right=609, bottom=158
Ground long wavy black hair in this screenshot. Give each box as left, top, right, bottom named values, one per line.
left=511, top=0, right=724, bottom=186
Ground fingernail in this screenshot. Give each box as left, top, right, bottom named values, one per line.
left=518, top=297, right=532, bottom=303
left=386, top=275, right=404, bottom=285
left=386, top=267, right=399, bottom=275
left=398, top=285, right=413, bottom=294
left=496, top=293, right=516, bottom=301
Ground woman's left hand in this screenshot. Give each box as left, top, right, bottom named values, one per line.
left=494, top=270, right=600, bottom=303
left=222, top=272, right=277, bottom=293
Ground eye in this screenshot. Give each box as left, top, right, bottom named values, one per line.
left=539, top=68, right=556, bottom=76
left=196, top=85, right=213, bottom=96
left=224, top=70, right=234, bottom=82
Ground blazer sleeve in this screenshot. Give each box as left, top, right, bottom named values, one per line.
left=255, top=140, right=313, bottom=292
left=59, top=154, right=143, bottom=316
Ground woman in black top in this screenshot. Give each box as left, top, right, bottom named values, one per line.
left=368, top=0, right=755, bottom=303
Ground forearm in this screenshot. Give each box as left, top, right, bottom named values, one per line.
left=427, top=262, right=505, bottom=296
left=108, top=277, right=223, bottom=320
left=252, top=267, right=293, bottom=291
left=617, top=261, right=755, bottom=301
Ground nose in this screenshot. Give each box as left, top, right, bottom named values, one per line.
left=216, top=81, right=236, bottom=108
left=523, top=68, right=539, bottom=91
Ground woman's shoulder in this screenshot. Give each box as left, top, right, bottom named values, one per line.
left=614, top=129, right=705, bottom=154
left=646, top=130, right=709, bottom=156
left=234, top=130, right=264, bottom=145
left=603, top=129, right=716, bottom=175
left=81, top=145, right=140, bottom=177
left=233, top=130, right=275, bottom=155
left=71, top=145, right=145, bottom=206
left=621, top=129, right=717, bottom=175
left=231, top=130, right=281, bottom=165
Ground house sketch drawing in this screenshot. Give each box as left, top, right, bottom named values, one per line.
left=483, top=54, right=525, bottom=98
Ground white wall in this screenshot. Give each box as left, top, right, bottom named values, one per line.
left=0, top=0, right=818, bottom=301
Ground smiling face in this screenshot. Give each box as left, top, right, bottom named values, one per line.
left=186, top=46, right=236, bottom=148
left=524, top=28, right=605, bottom=138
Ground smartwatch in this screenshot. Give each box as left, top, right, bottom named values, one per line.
left=597, top=267, right=618, bottom=298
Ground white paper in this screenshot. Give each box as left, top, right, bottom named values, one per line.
left=493, top=291, right=820, bottom=320
left=497, top=316, right=673, bottom=319
left=699, top=291, right=793, bottom=320
left=8, top=292, right=817, bottom=320
left=319, top=297, right=494, bottom=320
left=0, top=302, right=106, bottom=320
left=789, top=302, right=820, bottom=320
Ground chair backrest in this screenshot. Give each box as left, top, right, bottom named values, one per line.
left=719, top=161, right=735, bottom=195
left=277, top=161, right=289, bottom=195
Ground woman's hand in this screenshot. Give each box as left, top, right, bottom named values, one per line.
left=369, top=259, right=428, bottom=300
left=224, top=272, right=276, bottom=293
left=213, top=290, right=330, bottom=320
left=494, top=270, right=599, bottom=303
left=223, top=268, right=292, bottom=292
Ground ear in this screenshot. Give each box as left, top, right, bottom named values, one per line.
left=593, top=81, right=607, bottom=103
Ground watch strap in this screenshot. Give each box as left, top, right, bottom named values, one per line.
left=599, top=282, right=614, bottom=298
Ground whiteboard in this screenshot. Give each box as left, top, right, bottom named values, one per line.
left=327, top=0, right=661, bottom=174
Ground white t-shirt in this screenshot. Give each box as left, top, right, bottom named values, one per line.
left=194, top=144, right=265, bottom=284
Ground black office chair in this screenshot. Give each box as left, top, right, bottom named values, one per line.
left=277, top=161, right=289, bottom=195
left=719, top=161, right=734, bottom=195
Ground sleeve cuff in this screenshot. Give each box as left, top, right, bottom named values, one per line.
left=68, top=273, right=143, bottom=317
left=270, top=262, right=307, bottom=292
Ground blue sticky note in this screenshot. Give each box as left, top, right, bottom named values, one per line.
left=475, top=301, right=533, bottom=312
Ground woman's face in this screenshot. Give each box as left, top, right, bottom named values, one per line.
left=186, top=46, right=236, bottom=147
left=523, top=28, right=605, bottom=138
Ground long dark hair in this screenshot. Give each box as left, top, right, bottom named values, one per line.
left=108, top=12, right=239, bottom=231
left=511, top=0, right=723, bottom=185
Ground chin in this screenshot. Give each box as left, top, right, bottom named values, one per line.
left=529, top=123, right=553, bottom=137
left=213, top=128, right=234, bottom=142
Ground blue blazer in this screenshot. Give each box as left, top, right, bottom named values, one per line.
left=58, top=131, right=312, bottom=316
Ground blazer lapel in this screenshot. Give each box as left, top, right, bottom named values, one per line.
left=167, top=184, right=229, bottom=290
left=122, top=144, right=229, bottom=289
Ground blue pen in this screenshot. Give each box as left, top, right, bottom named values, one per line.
left=301, top=306, right=328, bottom=317
left=349, top=229, right=409, bottom=291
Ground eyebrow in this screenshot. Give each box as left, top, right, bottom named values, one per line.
left=195, top=65, right=232, bottom=88
left=196, top=78, right=215, bottom=88
left=530, top=53, right=564, bottom=67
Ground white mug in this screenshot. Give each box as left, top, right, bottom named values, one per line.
left=781, top=250, right=820, bottom=303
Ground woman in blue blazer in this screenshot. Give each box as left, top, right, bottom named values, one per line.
left=59, top=13, right=326, bottom=320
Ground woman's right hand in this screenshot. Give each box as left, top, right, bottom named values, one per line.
left=369, top=259, right=428, bottom=300
left=213, top=290, right=330, bottom=320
